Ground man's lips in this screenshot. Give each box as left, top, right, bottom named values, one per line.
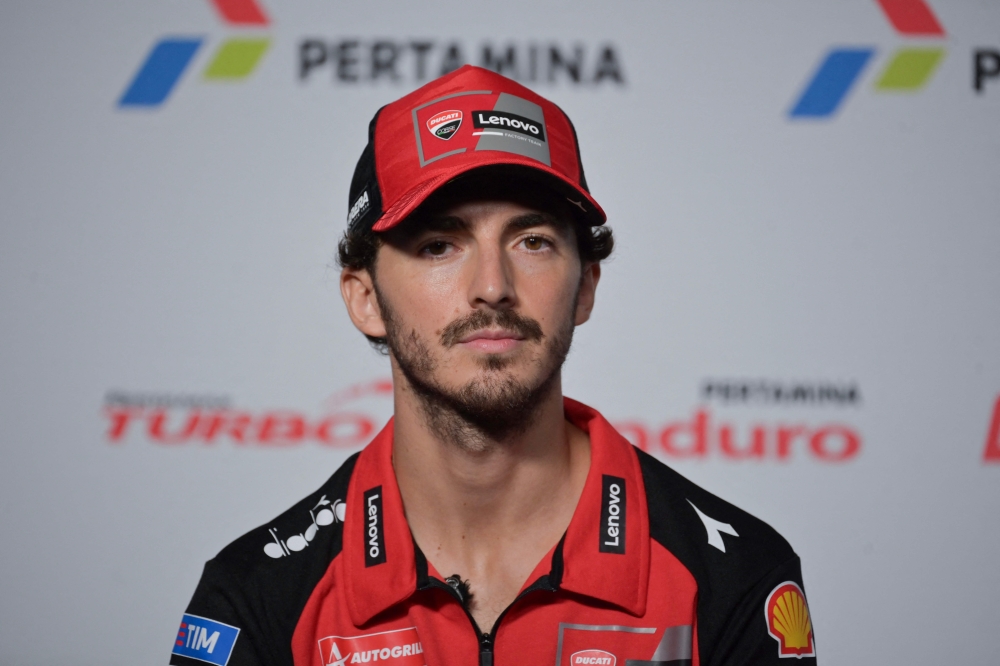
left=457, top=328, right=525, bottom=353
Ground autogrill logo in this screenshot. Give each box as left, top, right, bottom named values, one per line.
left=363, top=487, right=386, bottom=567
left=319, top=628, right=425, bottom=666
left=599, top=475, right=626, bottom=554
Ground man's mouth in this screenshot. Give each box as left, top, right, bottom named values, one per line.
left=440, top=309, right=544, bottom=348
left=457, top=328, right=525, bottom=354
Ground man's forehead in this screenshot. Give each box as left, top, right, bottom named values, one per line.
left=402, top=197, right=571, bottom=236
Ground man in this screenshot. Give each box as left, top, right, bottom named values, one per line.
left=171, top=65, right=816, bottom=666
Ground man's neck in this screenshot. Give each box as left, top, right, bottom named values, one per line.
left=390, top=373, right=591, bottom=632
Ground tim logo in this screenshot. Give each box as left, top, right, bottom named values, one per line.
left=364, top=486, right=386, bottom=567
left=427, top=110, right=463, bottom=140
left=571, top=649, right=616, bottom=666
left=172, top=614, right=240, bottom=666
left=790, top=0, right=946, bottom=118
left=119, top=0, right=271, bottom=108
left=599, top=475, right=626, bottom=554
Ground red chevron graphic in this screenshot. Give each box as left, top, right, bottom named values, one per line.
left=876, top=0, right=945, bottom=36
left=210, top=0, right=269, bottom=26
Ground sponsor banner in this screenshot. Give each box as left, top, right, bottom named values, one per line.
left=615, top=380, right=863, bottom=463
left=103, top=379, right=865, bottom=463
left=119, top=0, right=626, bottom=110
left=298, top=40, right=624, bottom=86
left=102, top=382, right=392, bottom=448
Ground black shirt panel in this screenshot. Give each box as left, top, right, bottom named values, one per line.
left=636, top=449, right=815, bottom=666
left=170, top=452, right=359, bottom=666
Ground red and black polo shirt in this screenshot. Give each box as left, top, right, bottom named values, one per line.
left=171, top=399, right=816, bottom=666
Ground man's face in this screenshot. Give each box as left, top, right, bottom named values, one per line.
left=341, top=196, right=600, bottom=438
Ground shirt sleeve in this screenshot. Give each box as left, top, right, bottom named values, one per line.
left=169, top=560, right=268, bottom=666
left=707, top=555, right=818, bottom=666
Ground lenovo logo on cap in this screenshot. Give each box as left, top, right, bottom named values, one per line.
left=426, top=110, right=463, bottom=140
left=472, top=109, right=546, bottom=141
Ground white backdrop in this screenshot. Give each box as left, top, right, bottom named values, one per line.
left=1, top=0, right=999, bottom=664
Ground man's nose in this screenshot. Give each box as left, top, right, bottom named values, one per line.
left=466, top=242, right=516, bottom=309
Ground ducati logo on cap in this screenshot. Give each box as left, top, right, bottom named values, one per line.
left=426, top=110, right=463, bottom=140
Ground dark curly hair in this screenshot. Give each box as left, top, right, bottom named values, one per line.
left=338, top=173, right=614, bottom=352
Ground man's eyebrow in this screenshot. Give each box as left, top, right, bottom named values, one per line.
left=506, top=212, right=565, bottom=232
left=418, top=215, right=467, bottom=233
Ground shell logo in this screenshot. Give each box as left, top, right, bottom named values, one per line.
left=765, top=582, right=815, bottom=658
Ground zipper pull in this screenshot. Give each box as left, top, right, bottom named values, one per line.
left=479, top=635, right=493, bottom=666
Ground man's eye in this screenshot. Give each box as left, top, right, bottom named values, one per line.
left=523, top=236, right=547, bottom=251
left=424, top=241, right=449, bottom=256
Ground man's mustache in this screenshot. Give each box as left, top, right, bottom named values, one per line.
left=440, top=309, right=544, bottom=348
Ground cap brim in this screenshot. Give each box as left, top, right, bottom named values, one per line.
left=372, top=160, right=606, bottom=232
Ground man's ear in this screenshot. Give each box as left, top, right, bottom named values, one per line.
left=574, top=262, right=601, bottom=326
left=340, top=267, right=387, bottom=339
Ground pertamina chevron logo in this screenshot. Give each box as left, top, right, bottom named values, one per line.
left=789, top=0, right=946, bottom=118
left=119, top=0, right=271, bottom=108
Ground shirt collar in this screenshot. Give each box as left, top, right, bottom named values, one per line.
left=342, top=398, right=650, bottom=626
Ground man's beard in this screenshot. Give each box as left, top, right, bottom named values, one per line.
left=376, top=286, right=577, bottom=450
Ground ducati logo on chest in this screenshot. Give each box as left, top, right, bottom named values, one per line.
left=426, top=110, right=462, bottom=140
left=571, top=649, right=616, bottom=665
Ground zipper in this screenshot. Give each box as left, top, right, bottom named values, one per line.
left=425, top=575, right=557, bottom=666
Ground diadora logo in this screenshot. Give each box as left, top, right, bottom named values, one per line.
left=172, top=614, right=240, bottom=666
left=790, top=0, right=946, bottom=118
left=364, top=486, right=386, bottom=567
left=599, top=475, right=626, bottom=554
left=427, top=110, right=463, bottom=140
left=263, top=495, right=346, bottom=559
left=119, top=0, right=271, bottom=108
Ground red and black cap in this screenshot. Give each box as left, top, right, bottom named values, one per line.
left=346, top=65, right=606, bottom=233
